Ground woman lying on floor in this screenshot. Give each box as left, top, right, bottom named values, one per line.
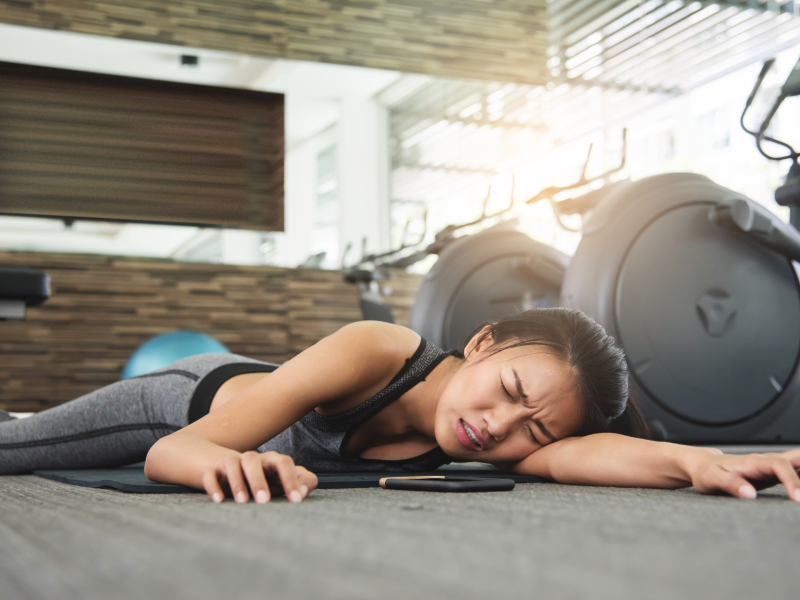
left=1, top=308, right=799, bottom=503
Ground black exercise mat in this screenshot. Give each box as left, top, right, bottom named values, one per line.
left=33, top=462, right=544, bottom=493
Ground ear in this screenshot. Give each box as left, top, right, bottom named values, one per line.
left=464, top=325, right=495, bottom=359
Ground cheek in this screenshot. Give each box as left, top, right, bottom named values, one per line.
left=446, top=369, right=494, bottom=407
left=438, top=374, right=473, bottom=413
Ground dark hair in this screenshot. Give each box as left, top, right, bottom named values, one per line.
left=460, top=307, right=650, bottom=439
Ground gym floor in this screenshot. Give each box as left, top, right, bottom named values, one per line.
left=1, top=452, right=798, bottom=600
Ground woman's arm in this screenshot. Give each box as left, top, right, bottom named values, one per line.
left=501, top=432, right=800, bottom=500
left=144, top=321, right=419, bottom=501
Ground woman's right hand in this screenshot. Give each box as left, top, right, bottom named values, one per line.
left=688, top=449, right=800, bottom=500
left=202, top=451, right=319, bottom=504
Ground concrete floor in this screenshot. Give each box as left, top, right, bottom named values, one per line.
left=1, top=474, right=798, bottom=600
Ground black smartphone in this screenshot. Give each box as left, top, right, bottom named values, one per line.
left=378, top=476, right=515, bottom=492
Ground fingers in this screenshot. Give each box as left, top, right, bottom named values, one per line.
left=296, top=466, right=319, bottom=498
left=202, top=467, right=225, bottom=504
left=780, top=448, right=800, bottom=469
left=204, top=452, right=316, bottom=504
left=223, top=455, right=250, bottom=503
left=701, top=465, right=756, bottom=499
left=759, top=454, right=800, bottom=501
left=262, top=452, right=303, bottom=503
left=715, top=453, right=800, bottom=501
left=241, top=451, right=271, bottom=504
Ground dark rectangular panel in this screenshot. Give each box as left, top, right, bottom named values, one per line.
left=0, top=61, right=284, bottom=230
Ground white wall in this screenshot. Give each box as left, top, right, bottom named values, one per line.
left=337, top=98, right=391, bottom=265
left=219, top=230, right=263, bottom=265
left=281, top=129, right=332, bottom=267
left=0, top=24, right=401, bottom=267
left=280, top=98, right=392, bottom=270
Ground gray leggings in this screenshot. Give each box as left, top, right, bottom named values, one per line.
left=0, top=353, right=271, bottom=475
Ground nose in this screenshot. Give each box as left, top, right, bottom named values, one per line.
left=484, top=404, right=517, bottom=442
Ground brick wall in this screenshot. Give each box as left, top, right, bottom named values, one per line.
left=0, top=251, right=422, bottom=411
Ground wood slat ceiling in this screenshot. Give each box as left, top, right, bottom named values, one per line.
left=549, top=0, right=800, bottom=93
left=0, top=0, right=549, bottom=85
left=389, top=1, right=800, bottom=205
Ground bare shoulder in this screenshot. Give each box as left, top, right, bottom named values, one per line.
left=334, top=321, right=421, bottom=353
left=327, top=321, right=422, bottom=377
left=296, top=321, right=421, bottom=415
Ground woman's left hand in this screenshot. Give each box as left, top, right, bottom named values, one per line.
left=689, top=449, right=800, bottom=500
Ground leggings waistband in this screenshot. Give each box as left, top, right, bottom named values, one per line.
left=187, top=362, right=278, bottom=424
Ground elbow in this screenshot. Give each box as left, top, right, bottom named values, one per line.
left=144, top=436, right=169, bottom=481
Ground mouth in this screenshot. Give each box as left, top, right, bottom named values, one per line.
left=456, top=418, right=485, bottom=451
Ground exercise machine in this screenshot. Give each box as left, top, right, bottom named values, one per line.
left=555, top=59, right=800, bottom=442
left=407, top=134, right=629, bottom=350
left=342, top=178, right=570, bottom=350
left=0, top=266, right=50, bottom=321
left=560, top=173, right=800, bottom=443
left=409, top=220, right=568, bottom=351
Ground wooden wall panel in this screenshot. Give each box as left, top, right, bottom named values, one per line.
left=0, top=61, right=284, bottom=230
left=0, top=1, right=549, bottom=85
left=0, top=252, right=422, bottom=412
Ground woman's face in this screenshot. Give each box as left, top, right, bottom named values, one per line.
left=434, top=333, right=584, bottom=464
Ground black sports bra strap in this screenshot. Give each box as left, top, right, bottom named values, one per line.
left=301, top=338, right=454, bottom=433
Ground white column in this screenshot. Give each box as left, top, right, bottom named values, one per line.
left=283, top=138, right=321, bottom=267
left=337, top=97, right=391, bottom=264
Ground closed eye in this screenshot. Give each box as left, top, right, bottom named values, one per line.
left=527, top=425, right=540, bottom=445
left=502, top=377, right=540, bottom=444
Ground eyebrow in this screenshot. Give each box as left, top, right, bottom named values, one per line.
left=512, top=368, right=528, bottom=400
left=512, top=368, right=556, bottom=442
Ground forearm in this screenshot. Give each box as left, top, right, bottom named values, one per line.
left=144, top=432, right=241, bottom=489
left=517, top=433, right=720, bottom=489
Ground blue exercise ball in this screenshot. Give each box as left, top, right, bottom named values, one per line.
left=121, top=330, right=229, bottom=379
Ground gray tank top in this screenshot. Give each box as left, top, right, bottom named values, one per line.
left=188, top=339, right=455, bottom=473
left=257, top=338, right=455, bottom=472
